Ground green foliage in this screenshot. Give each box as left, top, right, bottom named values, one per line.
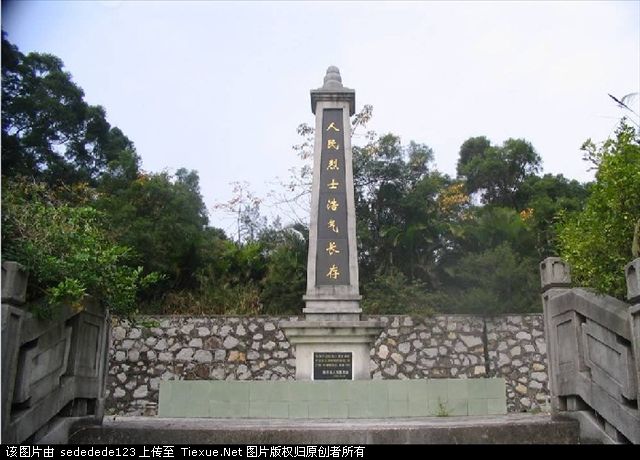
left=148, top=232, right=265, bottom=315
left=139, top=319, right=161, bottom=328
left=259, top=226, right=307, bottom=314
left=514, top=174, right=588, bottom=257
left=361, top=268, right=434, bottom=315
left=148, top=224, right=305, bottom=316
left=558, top=121, right=640, bottom=298
left=2, top=178, right=160, bottom=317
left=96, top=168, right=209, bottom=295
left=1, top=32, right=139, bottom=185
left=350, top=131, right=552, bottom=315
left=440, top=243, right=540, bottom=315
left=457, top=136, right=491, bottom=173
left=633, top=219, right=640, bottom=259
left=436, top=398, right=450, bottom=417
left=47, top=278, right=86, bottom=307
left=457, top=137, right=541, bottom=207
left=354, top=134, right=449, bottom=288
left=454, top=206, right=534, bottom=256
left=159, top=282, right=263, bottom=316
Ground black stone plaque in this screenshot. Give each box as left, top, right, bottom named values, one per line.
left=313, top=352, right=353, bottom=380
left=316, top=109, right=350, bottom=286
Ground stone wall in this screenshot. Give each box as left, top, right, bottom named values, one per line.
left=370, top=315, right=547, bottom=413
left=370, top=316, right=486, bottom=380
left=107, top=314, right=549, bottom=415
left=485, top=315, right=547, bottom=412
left=108, top=316, right=296, bottom=415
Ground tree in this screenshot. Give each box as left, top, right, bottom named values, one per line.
left=457, top=136, right=542, bottom=208
left=452, top=206, right=534, bottom=256
left=514, top=174, right=588, bottom=257
left=558, top=121, right=640, bottom=298
left=96, top=168, right=209, bottom=294
left=456, top=136, right=491, bottom=177
left=1, top=32, right=138, bottom=185
left=361, top=267, right=434, bottom=315
left=432, top=203, right=541, bottom=314
left=259, top=224, right=308, bottom=314
left=440, top=243, right=540, bottom=315
left=444, top=135, right=571, bottom=314
left=353, top=133, right=449, bottom=287
left=213, top=181, right=267, bottom=243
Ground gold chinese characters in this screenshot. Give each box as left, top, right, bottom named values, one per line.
left=322, top=117, right=344, bottom=283
left=326, top=264, right=340, bottom=279
left=326, top=198, right=339, bottom=211
left=328, top=219, right=339, bottom=233
left=326, top=122, right=340, bottom=132
left=327, top=159, right=339, bottom=171
left=325, top=241, right=340, bottom=255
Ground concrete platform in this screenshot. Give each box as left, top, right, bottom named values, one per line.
left=158, top=379, right=507, bottom=419
left=68, top=414, right=579, bottom=444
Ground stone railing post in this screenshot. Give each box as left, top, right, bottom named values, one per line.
left=540, top=257, right=572, bottom=292
left=1, top=261, right=28, bottom=435
left=2, top=261, right=28, bottom=306
left=539, top=257, right=572, bottom=414
left=626, top=258, right=640, bottom=399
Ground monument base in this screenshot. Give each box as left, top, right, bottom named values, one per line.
left=302, top=294, right=362, bottom=321
left=281, top=320, right=381, bottom=380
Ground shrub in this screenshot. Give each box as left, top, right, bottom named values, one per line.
left=558, top=121, right=640, bottom=299
left=361, top=267, right=435, bottom=315
left=2, top=178, right=160, bottom=317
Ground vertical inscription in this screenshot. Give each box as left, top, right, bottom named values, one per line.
left=316, top=109, right=350, bottom=286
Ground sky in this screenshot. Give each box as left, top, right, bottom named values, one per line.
left=2, top=1, right=639, bottom=236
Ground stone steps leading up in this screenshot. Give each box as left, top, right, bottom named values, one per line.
left=68, top=414, right=579, bottom=444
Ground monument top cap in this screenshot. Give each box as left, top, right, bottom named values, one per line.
left=323, top=66, right=343, bottom=89
left=311, top=66, right=356, bottom=115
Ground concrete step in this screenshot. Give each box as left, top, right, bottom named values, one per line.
left=69, top=414, right=579, bottom=444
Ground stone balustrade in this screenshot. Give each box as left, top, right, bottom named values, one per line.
left=540, top=257, right=640, bottom=444
left=1, top=262, right=109, bottom=444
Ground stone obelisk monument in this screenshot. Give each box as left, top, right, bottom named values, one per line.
left=283, top=67, right=381, bottom=381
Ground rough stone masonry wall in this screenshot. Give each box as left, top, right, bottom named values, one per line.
left=107, top=314, right=548, bottom=415
left=486, top=315, right=548, bottom=413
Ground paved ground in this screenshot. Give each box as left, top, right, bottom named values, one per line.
left=69, top=413, right=580, bottom=444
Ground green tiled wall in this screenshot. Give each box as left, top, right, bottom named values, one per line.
left=158, top=378, right=506, bottom=418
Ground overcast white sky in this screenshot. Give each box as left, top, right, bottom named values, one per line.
left=3, top=1, right=639, bottom=236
